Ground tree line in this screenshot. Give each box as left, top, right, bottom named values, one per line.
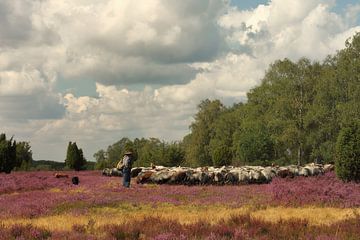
left=94, top=137, right=184, bottom=170
left=0, top=134, right=32, bottom=173
left=94, top=33, right=360, bottom=173
left=0, top=135, right=89, bottom=173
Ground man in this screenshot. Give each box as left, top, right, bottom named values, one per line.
left=117, top=151, right=134, bottom=188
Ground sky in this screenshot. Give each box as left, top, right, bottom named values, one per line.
left=1, top=0, right=360, bottom=162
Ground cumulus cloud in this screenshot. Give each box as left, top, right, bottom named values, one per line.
left=0, top=68, right=46, bottom=96
left=0, top=0, right=59, bottom=48
left=30, top=83, right=192, bottom=160
left=218, top=0, right=352, bottom=60
left=37, top=0, right=227, bottom=86
left=0, top=66, right=64, bottom=121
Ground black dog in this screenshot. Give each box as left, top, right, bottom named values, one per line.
left=72, top=176, right=79, bottom=185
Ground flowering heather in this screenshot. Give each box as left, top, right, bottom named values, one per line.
left=0, top=171, right=71, bottom=194
left=0, top=171, right=108, bottom=217
left=0, top=171, right=269, bottom=218
left=1, top=170, right=360, bottom=239
left=266, top=171, right=360, bottom=207
left=0, top=215, right=359, bottom=240
left=1, top=170, right=359, bottom=218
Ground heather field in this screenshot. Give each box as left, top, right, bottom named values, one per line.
left=0, top=171, right=360, bottom=240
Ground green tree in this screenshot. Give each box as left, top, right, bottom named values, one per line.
left=65, top=142, right=86, bottom=171
left=185, top=99, right=225, bottom=166
left=335, top=33, right=360, bottom=125
left=335, top=121, right=360, bottom=182
left=246, top=58, right=318, bottom=165
left=209, top=108, right=240, bottom=166
left=305, top=33, right=360, bottom=163
left=107, top=138, right=132, bottom=167
left=94, top=149, right=107, bottom=170
left=163, top=141, right=185, bottom=167
left=0, top=134, right=17, bottom=173
left=76, top=148, right=87, bottom=171
left=233, top=121, right=274, bottom=166
left=15, top=142, right=33, bottom=170
left=136, top=138, right=163, bottom=167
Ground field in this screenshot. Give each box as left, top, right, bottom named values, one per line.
left=0, top=171, right=359, bottom=240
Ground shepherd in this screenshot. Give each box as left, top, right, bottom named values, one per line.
left=116, top=150, right=134, bottom=188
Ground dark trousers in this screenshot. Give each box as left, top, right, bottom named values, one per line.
left=122, top=168, right=131, bottom=188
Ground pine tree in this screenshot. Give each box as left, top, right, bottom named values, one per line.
left=0, top=134, right=17, bottom=174
left=65, top=142, right=86, bottom=171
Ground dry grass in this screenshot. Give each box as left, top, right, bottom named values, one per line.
left=2, top=204, right=359, bottom=232
left=252, top=206, right=360, bottom=225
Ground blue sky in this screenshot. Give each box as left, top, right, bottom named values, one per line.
left=1, top=0, right=359, bottom=161
left=232, top=0, right=359, bottom=12
left=231, top=0, right=269, bottom=9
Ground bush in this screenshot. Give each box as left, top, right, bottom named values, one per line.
left=335, top=121, right=360, bottom=182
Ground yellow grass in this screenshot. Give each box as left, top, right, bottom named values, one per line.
left=1, top=204, right=359, bottom=232
left=48, top=188, right=62, bottom=193
left=252, top=206, right=360, bottom=225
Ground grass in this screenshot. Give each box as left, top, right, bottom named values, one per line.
left=251, top=206, right=360, bottom=225
left=2, top=203, right=359, bottom=233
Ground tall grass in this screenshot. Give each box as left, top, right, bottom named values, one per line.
left=1, top=214, right=359, bottom=240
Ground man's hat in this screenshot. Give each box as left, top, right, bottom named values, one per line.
left=124, top=151, right=133, bottom=155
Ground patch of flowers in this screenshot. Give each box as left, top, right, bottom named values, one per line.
left=266, top=172, right=360, bottom=207
left=1, top=170, right=360, bottom=239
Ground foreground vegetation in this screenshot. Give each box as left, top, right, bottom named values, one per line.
left=0, top=170, right=359, bottom=239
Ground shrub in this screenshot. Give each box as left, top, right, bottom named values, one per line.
left=335, top=121, right=360, bottom=182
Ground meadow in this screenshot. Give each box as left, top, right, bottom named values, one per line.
left=0, top=170, right=359, bottom=239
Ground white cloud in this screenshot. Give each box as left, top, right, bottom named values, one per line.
left=0, top=68, right=46, bottom=96
left=29, top=83, right=193, bottom=160
left=36, top=0, right=227, bottom=85
left=0, top=66, right=64, bottom=122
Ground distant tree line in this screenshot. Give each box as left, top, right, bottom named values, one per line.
left=0, top=135, right=91, bottom=172
left=0, top=133, right=33, bottom=173
left=94, top=33, right=360, bottom=173
left=93, top=137, right=185, bottom=169
left=30, top=160, right=95, bottom=171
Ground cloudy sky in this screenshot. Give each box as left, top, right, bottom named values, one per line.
left=1, top=0, right=360, bottom=161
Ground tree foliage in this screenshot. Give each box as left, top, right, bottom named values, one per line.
left=335, top=121, right=360, bottom=182
left=233, top=121, right=274, bottom=166
left=185, top=99, right=225, bottom=166
left=15, top=142, right=33, bottom=170
left=93, top=137, right=185, bottom=169
left=0, top=134, right=33, bottom=173
left=0, top=134, right=17, bottom=173
left=65, top=142, right=87, bottom=171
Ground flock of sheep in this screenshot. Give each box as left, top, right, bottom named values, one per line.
left=103, top=163, right=334, bottom=185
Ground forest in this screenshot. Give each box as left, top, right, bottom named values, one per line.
left=94, top=32, right=360, bottom=169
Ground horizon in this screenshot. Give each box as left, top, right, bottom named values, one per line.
left=1, top=0, right=360, bottom=162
